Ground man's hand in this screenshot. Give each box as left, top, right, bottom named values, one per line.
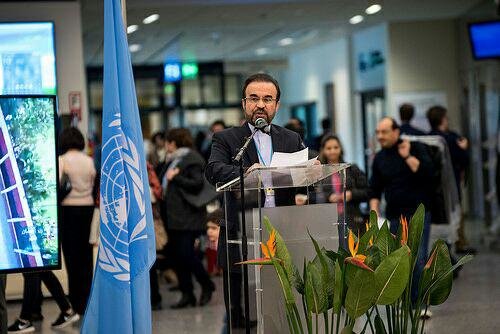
left=398, top=139, right=411, bottom=159
left=295, top=194, right=308, bottom=206
left=166, top=167, right=180, bottom=181
left=457, top=137, right=468, bottom=150
left=245, top=163, right=263, bottom=175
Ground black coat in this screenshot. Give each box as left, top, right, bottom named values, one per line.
left=312, top=164, right=369, bottom=231
left=160, top=150, right=206, bottom=231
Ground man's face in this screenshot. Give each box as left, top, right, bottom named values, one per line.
left=242, top=81, right=280, bottom=125
left=376, top=119, right=400, bottom=148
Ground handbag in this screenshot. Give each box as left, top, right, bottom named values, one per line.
left=179, top=176, right=218, bottom=208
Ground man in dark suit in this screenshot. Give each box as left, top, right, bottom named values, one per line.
left=205, top=73, right=305, bottom=329
left=399, top=103, right=426, bottom=136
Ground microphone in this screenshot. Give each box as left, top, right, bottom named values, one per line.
left=254, top=117, right=270, bottom=134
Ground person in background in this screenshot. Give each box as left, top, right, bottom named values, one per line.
left=58, top=127, right=96, bottom=315
left=284, top=118, right=318, bottom=158
left=148, top=161, right=165, bottom=311
left=0, top=275, right=6, bottom=334
left=399, top=103, right=426, bottom=136
left=426, top=106, right=472, bottom=253
left=317, top=135, right=369, bottom=235
left=160, top=128, right=215, bottom=309
left=201, top=120, right=227, bottom=161
left=150, top=131, right=166, bottom=174
left=206, top=209, right=223, bottom=276
left=7, top=272, right=79, bottom=332
left=369, top=117, right=434, bottom=303
left=312, top=118, right=332, bottom=151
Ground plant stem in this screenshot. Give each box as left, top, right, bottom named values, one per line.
left=335, top=311, right=341, bottom=334
left=324, top=312, right=329, bottom=334
left=293, top=304, right=305, bottom=334
left=419, top=305, right=428, bottom=334
left=385, top=305, right=393, bottom=334
left=366, top=309, right=375, bottom=334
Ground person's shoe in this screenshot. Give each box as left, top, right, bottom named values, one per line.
left=171, top=293, right=196, bottom=309
left=420, top=308, right=433, bottom=319
left=199, top=283, right=215, bottom=306
left=30, top=313, right=44, bottom=322
left=51, top=310, right=80, bottom=329
left=7, top=318, right=35, bottom=333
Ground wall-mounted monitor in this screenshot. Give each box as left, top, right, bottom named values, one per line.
left=0, top=22, right=56, bottom=94
left=468, top=20, right=500, bottom=60
left=0, top=95, right=59, bottom=273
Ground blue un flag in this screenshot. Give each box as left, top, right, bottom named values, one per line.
left=81, top=0, right=155, bottom=333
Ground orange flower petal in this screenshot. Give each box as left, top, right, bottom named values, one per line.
left=345, top=257, right=374, bottom=272
left=348, top=230, right=355, bottom=257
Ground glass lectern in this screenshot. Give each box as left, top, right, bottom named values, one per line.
left=216, top=163, right=350, bottom=333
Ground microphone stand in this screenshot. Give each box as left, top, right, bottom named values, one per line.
left=232, top=127, right=258, bottom=334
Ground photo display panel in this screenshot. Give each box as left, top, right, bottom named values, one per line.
left=0, top=22, right=56, bottom=94
left=0, top=95, right=59, bottom=273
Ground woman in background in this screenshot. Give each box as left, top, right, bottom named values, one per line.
left=318, top=135, right=369, bottom=235
left=160, top=128, right=214, bottom=309
left=59, top=127, right=96, bottom=315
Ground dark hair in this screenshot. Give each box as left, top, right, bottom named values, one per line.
left=319, top=135, right=344, bottom=163
left=59, top=127, right=85, bottom=154
left=151, top=131, right=164, bottom=143
left=321, top=118, right=331, bottom=130
left=399, top=104, right=415, bottom=122
left=210, top=120, right=226, bottom=129
left=206, top=208, right=224, bottom=225
left=165, top=128, right=193, bottom=148
left=426, top=105, right=447, bottom=130
left=241, top=73, right=281, bottom=101
left=284, top=122, right=305, bottom=140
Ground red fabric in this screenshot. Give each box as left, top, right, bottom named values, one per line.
left=147, top=162, right=163, bottom=200
left=331, top=173, right=344, bottom=215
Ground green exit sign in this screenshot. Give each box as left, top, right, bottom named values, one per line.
left=181, top=63, right=198, bottom=79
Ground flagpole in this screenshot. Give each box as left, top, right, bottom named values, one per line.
left=121, top=0, right=127, bottom=28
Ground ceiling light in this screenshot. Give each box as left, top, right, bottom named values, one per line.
left=365, top=4, right=382, bottom=15
left=143, top=14, right=160, bottom=24
left=129, top=44, right=142, bottom=53
left=255, top=48, right=268, bottom=56
left=127, top=25, right=138, bottom=34
left=278, top=37, right=293, bottom=46
left=349, top=15, right=364, bottom=25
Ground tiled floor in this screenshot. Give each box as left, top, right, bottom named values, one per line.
left=5, top=252, right=500, bottom=333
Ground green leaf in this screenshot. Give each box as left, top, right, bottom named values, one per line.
left=374, top=245, right=411, bottom=305
left=271, top=255, right=296, bottom=305
left=333, top=260, right=344, bottom=314
left=358, top=226, right=374, bottom=255
left=305, top=261, right=329, bottom=314
left=369, top=210, right=379, bottom=229
left=375, top=314, right=387, bottom=334
left=341, top=324, right=355, bottom=334
left=419, top=240, right=466, bottom=305
left=345, top=268, right=376, bottom=319
left=408, top=204, right=425, bottom=265
left=374, top=221, right=393, bottom=258
left=263, top=217, right=304, bottom=294
left=309, top=231, right=335, bottom=307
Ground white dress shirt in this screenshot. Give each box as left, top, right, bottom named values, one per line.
left=248, top=123, right=275, bottom=207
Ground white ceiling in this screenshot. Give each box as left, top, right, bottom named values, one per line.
left=81, top=0, right=490, bottom=65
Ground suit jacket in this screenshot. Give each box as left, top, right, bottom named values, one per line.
left=205, top=123, right=304, bottom=268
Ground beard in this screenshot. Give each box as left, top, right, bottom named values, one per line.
left=245, top=108, right=271, bottom=124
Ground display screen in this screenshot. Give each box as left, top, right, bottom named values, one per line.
left=0, top=22, right=56, bottom=94
left=468, top=20, right=500, bottom=60
left=0, top=96, right=59, bottom=273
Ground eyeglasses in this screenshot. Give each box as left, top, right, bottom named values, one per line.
left=243, top=96, right=278, bottom=105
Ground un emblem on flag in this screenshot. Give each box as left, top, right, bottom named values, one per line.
left=97, top=117, right=147, bottom=282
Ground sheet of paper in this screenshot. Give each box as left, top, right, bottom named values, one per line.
left=270, top=148, right=309, bottom=167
